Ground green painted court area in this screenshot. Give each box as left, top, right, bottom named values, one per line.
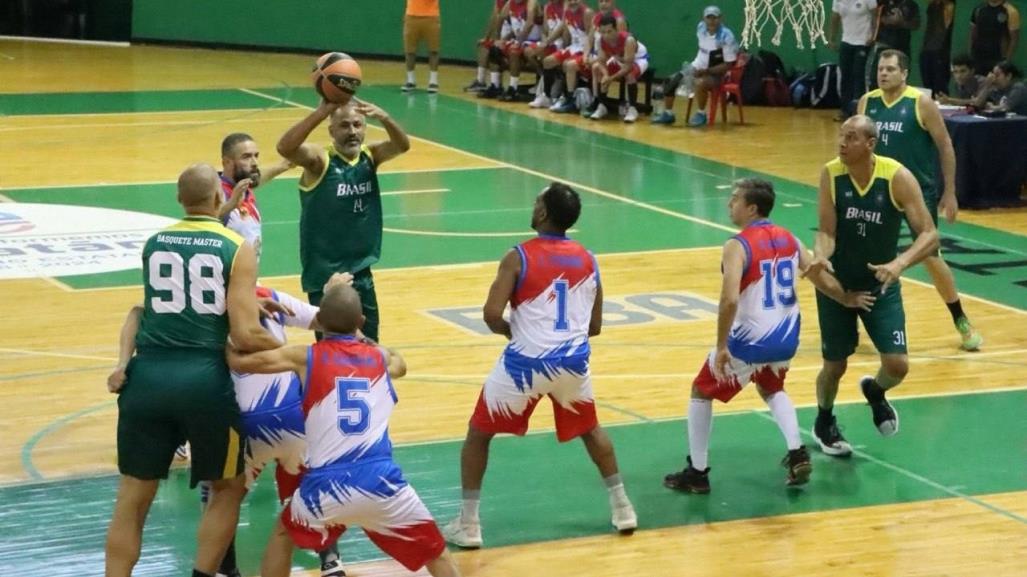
left=3, top=86, right=1027, bottom=576
left=2, top=392, right=1026, bottom=575
left=3, top=86, right=1027, bottom=308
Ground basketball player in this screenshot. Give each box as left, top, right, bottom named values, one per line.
left=490, top=0, right=542, bottom=101
left=808, top=115, right=939, bottom=457
left=857, top=49, right=983, bottom=351
left=109, top=274, right=354, bottom=577
left=465, top=0, right=507, bottom=93
left=227, top=283, right=462, bottom=577
left=276, top=99, right=410, bottom=343
left=524, top=0, right=567, bottom=109
left=218, top=133, right=295, bottom=261
left=104, top=164, right=281, bottom=577
left=586, top=14, right=649, bottom=122
left=443, top=182, right=637, bottom=549
left=663, top=179, right=875, bottom=493
left=548, top=0, right=595, bottom=114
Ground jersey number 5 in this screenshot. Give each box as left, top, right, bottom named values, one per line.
left=760, top=259, right=797, bottom=308
left=336, top=377, right=371, bottom=435
left=148, top=251, right=226, bottom=315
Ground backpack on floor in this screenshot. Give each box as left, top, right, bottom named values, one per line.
left=809, top=63, right=842, bottom=109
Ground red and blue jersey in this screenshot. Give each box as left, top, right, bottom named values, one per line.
left=599, top=30, right=648, bottom=61
left=302, top=336, right=398, bottom=469
left=727, top=220, right=801, bottom=364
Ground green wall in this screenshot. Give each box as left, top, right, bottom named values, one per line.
left=132, top=1, right=1026, bottom=82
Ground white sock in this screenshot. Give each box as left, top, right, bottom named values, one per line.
left=490, top=71, right=501, bottom=87
left=406, top=71, right=415, bottom=84
left=477, top=66, right=486, bottom=83
left=606, top=483, right=630, bottom=507
left=688, top=398, right=713, bottom=470
left=510, top=75, right=520, bottom=89
left=535, top=75, right=545, bottom=97
left=766, top=392, right=802, bottom=450
left=429, top=71, right=438, bottom=85
left=460, top=492, right=480, bottom=522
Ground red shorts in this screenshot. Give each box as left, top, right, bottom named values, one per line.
left=469, top=354, right=598, bottom=442
left=692, top=350, right=788, bottom=403
left=523, top=41, right=559, bottom=57
left=605, top=58, right=648, bottom=82
left=501, top=40, right=524, bottom=56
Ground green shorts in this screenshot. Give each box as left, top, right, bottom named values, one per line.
left=816, top=283, right=908, bottom=361
left=117, top=348, right=244, bottom=488
left=308, top=267, right=380, bottom=342
left=904, top=191, right=941, bottom=256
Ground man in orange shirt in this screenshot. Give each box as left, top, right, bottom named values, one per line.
left=404, top=0, right=442, bottom=93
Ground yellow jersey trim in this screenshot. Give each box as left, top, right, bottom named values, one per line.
left=298, top=144, right=373, bottom=192
left=221, top=427, right=240, bottom=478
left=875, top=155, right=905, bottom=212
left=826, top=157, right=844, bottom=204
left=164, top=218, right=244, bottom=247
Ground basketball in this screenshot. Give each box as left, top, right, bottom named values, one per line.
left=312, top=52, right=363, bottom=104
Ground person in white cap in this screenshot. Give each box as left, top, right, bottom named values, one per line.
left=651, top=5, right=739, bottom=127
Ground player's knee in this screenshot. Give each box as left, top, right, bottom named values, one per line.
left=821, top=359, right=848, bottom=381
left=690, top=383, right=712, bottom=400
left=882, top=356, right=909, bottom=380
left=465, top=425, right=494, bottom=445
left=208, top=474, right=247, bottom=501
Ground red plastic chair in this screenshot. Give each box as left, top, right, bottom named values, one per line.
left=686, top=54, right=747, bottom=126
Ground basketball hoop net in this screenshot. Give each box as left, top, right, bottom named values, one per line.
left=741, top=0, right=827, bottom=50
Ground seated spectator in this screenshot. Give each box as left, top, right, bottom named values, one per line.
left=466, top=0, right=506, bottom=93
left=583, top=13, right=648, bottom=123
left=524, top=0, right=567, bottom=109
left=651, top=6, right=738, bottom=127
left=548, top=0, right=596, bottom=113
left=970, top=0, right=1021, bottom=76
left=973, top=60, right=1027, bottom=114
left=937, top=53, right=985, bottom=105
left=482, top=0, right=543, bottom=101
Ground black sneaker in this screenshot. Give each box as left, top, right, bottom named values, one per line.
left=477, top=84, right=502, bottom=99
left=860, top=376, right=899, bottom=436
left=427, top=83, right=439, bottom=93
left=812, top=414, right=853, bottom=458
left=401, top=82, right=416, bottom=93
left=782, top=446, right=812, bottom=486
left=498, top=86, right=519, bottom=101
left=663, top=456, right=710, bottom=494
left=321, top=558, right=346, bottom=577
left=464, top=79, right=487, bottom=92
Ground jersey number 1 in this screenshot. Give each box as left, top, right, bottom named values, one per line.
left=760, top=259, right=797, bottom=308
left=553, top=279, right=570, bottom=331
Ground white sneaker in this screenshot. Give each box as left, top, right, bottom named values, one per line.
left=623, top=106, right=639, bottom=123
left=529, top=94, right=552, bottom=108
left=549, top=95, right=567, bottom=111
left=611, top=501, right=637, bottom=534
left=442, top=517, right=482, bottom=549
left=590, top=102, right=608, bottom=120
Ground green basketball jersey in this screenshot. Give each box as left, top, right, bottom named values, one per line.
left=136, top=216, right=243, bottom=350
left=299, top=144, right=382, bottom=293
left=826, top=155, right=906, bottom=291
left=863, top=86, right=938, bottom=197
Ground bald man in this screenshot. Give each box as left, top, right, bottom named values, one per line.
left=807, top=116, right=939, bottom=459
left=228, top=284, right=461, bottom=577
left=105, top=163, right=281, bottom=577
left=277, top=99, right=411, bottom=343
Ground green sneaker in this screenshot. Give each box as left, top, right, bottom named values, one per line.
left=955, top=317, right=983, bottom=351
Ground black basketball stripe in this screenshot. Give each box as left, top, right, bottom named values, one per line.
left=319, top=52, right=351, bottom=70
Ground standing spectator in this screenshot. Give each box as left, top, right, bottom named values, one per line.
left=970, top=0, right=1021, bottom=76
left=402, top=0, right=441, bottom=93
left=867, top=0, right=919, bottom=89
left=938, top=53, right=986, bottom=104
left=830, top=0, right=879, bottom=120
left=921, top=0, right=956, bottom=97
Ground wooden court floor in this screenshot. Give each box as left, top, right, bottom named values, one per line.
left=1, top=40, right=1026, bottom=576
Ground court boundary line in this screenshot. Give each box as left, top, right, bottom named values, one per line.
left=0, top=35, right=129, bottom=47
left=752, top=411, right=1027, bottom=525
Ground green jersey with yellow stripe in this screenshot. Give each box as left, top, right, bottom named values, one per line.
left=827, top=155, right=906, bottom=291
left=299, top=144, right=382, bottom=293
left=863, top=87, right=938, bottom=198
left=136, top=216, right=243, bottom=350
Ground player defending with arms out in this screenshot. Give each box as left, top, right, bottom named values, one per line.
left=858, top=49, right=983, bottom=351
left=105, top=164, right=282, bottom=577
left=277, top=99, right=410, bottom=343
left=443, top=182, right=637, bottom=549
left=228, top=283, right=461, bottom=577
left=809, top=116, right=940, bottom=457
left=664, top=179, right=875, bottom=493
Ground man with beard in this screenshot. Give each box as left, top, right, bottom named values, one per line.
left=218, top=133, right=296, bottom=261
left=276, top=100, right=410, bottom=343
left=442, top=182, right=637, bottom=549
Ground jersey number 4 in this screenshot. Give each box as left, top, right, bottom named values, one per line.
left=760, top=259, right=797, bottom=309
left=147, top=251, right=225, bottom=314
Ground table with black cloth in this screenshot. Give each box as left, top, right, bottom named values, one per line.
left=943, top=113, right=1027, bottom=208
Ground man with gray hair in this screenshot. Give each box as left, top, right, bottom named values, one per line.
left=807, top=115, right=939, bottom=458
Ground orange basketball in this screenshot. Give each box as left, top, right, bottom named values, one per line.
left=311, top=52, right=363, bottom=104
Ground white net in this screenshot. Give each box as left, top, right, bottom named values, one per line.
left=741, top=0, right=827, bottom=50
